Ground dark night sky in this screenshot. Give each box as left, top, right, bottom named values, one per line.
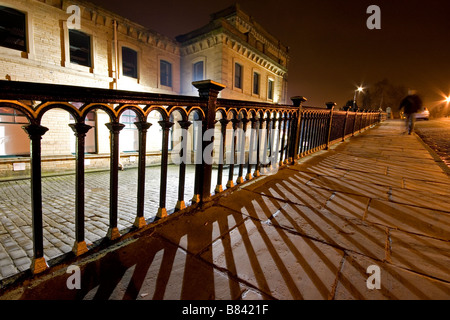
left=87, top=0, right=450, bottom=109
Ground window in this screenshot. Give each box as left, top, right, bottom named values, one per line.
left=268, top=79, right=274, bottom=100
left=253, top=72, right=260, bottom=95
left=160, top=60, right=172, bottom=87
left=69, top=30, right=91, bottom=67
left=0, top=107, right=29, bottom=156
left=0, top=107, right=28, bottom=124
left=69, top=111, right=97, bottom=154
left=120, top=110, right=139, bottom=152
left=0, top=6, right=27, bottom=52
left=234, top=63, right=242, bottom=89
left=122, top=47, right=138, bottom=79
left=193, top=61, right=204, bottom=82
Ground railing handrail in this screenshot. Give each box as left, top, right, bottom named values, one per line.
left=0, top=80, right=206, bottom=106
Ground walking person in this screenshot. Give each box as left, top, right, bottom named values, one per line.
left=399, top=92, right=422, bottom=134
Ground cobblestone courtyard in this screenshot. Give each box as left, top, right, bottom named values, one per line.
left=0, top=165, right=233, bottom=279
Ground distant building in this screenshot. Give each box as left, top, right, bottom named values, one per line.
left=177, top=5, right=289, bottom=103
left=0, top=0, right=289, bottom=178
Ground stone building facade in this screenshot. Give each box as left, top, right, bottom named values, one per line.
left=0, top=0, right=289, bottom=178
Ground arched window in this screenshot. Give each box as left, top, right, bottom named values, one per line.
left=0, top=6, right=27, bottom=52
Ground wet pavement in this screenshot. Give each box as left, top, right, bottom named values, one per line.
left=0, top=120, right=449, bottom=300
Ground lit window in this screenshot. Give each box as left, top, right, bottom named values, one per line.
left=193, top=61, right=204, bottom=82
left=253, top=72, right=260, bottom=95
left=120, top=110, right=139, bottom=152
left=69, top=30, right=92, bottom=67
left=0, top=6, right=26, bottom=52
left=268, top=79, right=274, bottom=100
left=234, top=63, right=242, bottom=89
left=160, top=60, right=172, bottom=87
left=122, top=47, right=138, bottom=79
left=0, top=107, right=29, bottom=156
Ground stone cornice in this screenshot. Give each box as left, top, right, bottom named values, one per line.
left=37, top=0, right=180, bottom=54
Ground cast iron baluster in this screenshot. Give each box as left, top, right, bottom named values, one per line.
left=134, top=121, right=152, bottom=227
left=290, top=96, right=306, bottom=162
left=22, top=123, right=49, bottom=274
left=307, top=112, right=314, bottom=154
left=342, top=110, right=349, bottom=141
left=69, top=122, right=92, bottom=255
left=215, top=118, right=229, bottom=193
left=261, top=116, right=271, bottom=170
left=305, top=111, right=312, bottom=155
left=253, top=115, right=264, bottom=177
left=105, top=122, right=125, bottom=240
left=227, top=117, right=240, bottom=188
left=268, top=114, right=278, bottom=170
left=279, top=114, right=288, bottom=165
left=246, top=116, right=257, bottom=180
left=287, top=113, right=297, bottom=163
left=236, top=115, right=248, bottom=184
left=325, top=103, right=336, bottom=149
left=157, top=119, right=174, bottom=218
left=277, top=114, right=284, bottom=166
left=283, top=115, right=290, bottom=164
left=315, top=112, right=322, bottom=151
left=176, top=120, right=192, bottom=210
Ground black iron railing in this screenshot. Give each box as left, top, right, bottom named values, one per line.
left=0, top=80, right=384, bottom=275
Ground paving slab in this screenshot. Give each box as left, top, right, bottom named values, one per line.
left=389, top=230, right=450, bottom=282
left=366, top=199, right=450, bottom=240
left=334, top=253, right=450, bottom=300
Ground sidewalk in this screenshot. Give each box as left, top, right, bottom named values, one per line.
left=1, top=120, right=449, bottom=300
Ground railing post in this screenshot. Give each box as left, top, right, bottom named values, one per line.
left=105, top=122, right=125, bottom=240
left=192, top=80, right=225, bottom=203
left=69, top=122, right=92, bottom=256
left=176, top=120, right=192, bottom=210
left=134, top=121, right=152, bottom=227
left=157, top=119, right=174, bottom=218
left=325, top=102, right=336, bottom=149
left=22, top=123, right=49, bottom=274
left=290, top=96, right=307, bottom=162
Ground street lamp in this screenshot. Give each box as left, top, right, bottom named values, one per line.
left=353, top=86, right=364, bottom=110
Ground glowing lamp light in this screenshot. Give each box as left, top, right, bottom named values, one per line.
left=445, top=96, right=450, bottom=103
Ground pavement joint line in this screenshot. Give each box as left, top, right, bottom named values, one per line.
left=329, top=252, right=348, bottom=300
